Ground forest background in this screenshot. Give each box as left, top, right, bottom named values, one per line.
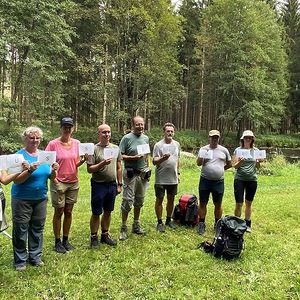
left=1, top=0, right=300, bottom=153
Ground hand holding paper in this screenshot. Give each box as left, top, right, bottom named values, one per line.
left=199, top=148, right=213, bottom=159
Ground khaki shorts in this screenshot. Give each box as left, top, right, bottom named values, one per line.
left=50, top=180, right=79, bottom=208
left=121, top=173, right=147, bottom=212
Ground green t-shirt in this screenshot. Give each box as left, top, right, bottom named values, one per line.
left=119, top=132, right=149, bottom=171
left=87, top=143, right=121, bottom=182
left=234, top=147, right=258, bottom=181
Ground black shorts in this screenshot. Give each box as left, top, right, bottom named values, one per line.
left=198, top=177, right=224, bottom=204
left=234, top=179, right=257, bottom=203
left=154, top=184, right=178, bottom=199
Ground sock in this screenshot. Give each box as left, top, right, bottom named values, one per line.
left=55, top=238, right=61, bottom=245
left=101, top=230, right=108, bottom=235
left=215, top=218, right=219, bottom=224
left=158, top=219, right=163, bottom=224
left=199, top=218, right=205, bottom=223
left=91, top=232, right=98, bottom=238
left=134, top=220, right=139, bottom=225
left=62, top=236, right=68, bottom=242
left=245, top=219, right=251, bottom=227
left=166, top=216, right=171, bottom=224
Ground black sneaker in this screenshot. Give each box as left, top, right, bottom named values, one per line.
left=55, top=241, right=67, bottom=254
left=90, top=236, right=99, bottom=249
left=100, top=233, right=117, bottom=246
left=62, top=240, right=74, bottom=251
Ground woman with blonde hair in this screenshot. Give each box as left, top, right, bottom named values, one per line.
left=11, top=126, right=58, bottom=271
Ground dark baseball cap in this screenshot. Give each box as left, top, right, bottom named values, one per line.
left=61, top=117, right=74, bottom=127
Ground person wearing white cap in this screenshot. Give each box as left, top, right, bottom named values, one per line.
left=196, top=130, right=232, bottom=235
left=233, top=130, right=262, bottom=233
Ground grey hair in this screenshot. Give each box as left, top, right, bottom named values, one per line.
left=21, top=126, right=43, bottom=141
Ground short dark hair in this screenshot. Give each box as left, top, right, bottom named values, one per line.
left=163, top=122, right=175, bottom=131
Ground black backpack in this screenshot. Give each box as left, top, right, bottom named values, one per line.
left=172, top=194, right=199, bottom=226
left=213, top=216, right=247, bottom=260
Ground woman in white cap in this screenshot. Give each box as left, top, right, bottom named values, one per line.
left=233, top=130, right=262, bottom=232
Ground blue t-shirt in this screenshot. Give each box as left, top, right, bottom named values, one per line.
left=11, top=149, right=51, bottom=200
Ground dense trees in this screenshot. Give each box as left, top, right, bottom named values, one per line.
left=0, top=0, right=299, bottom=135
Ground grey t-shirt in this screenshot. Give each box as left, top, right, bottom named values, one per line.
left=153, top=139, right=180, bottom=185
left=200, top=145, right=231, bottom=180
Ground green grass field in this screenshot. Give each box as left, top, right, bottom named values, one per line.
left=0, top=155, right=299, bottom=299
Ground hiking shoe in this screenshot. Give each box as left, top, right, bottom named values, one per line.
left=198, top=222, right=206, bottom=235
left=132, top=223, right=146, bottom=235
left=246, top=226, right=252, bottom=233
left=90, top=236, right=99, bottom=249
left=165, top=221, right=177, bottom=229
left=30, top=260, right=44, bottom=267
left=119, top=225, right=128, bottom=241
left=15, top=265, right=26, bottom=271
left=156, top=223, right=165, bottom=233
left=62, top=240, right=74, bottom=251
left=55, top=241, right=67, bottom=254
left=101, top=233, right=117, bottom=246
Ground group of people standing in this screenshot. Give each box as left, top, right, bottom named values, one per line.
left=0, top=115, right=262, bottom=271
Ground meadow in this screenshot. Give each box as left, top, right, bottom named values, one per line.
left=0, top=155, right=299, bottom=299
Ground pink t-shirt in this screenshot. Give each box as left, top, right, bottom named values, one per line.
left=46, top=138, right=80, bottom=183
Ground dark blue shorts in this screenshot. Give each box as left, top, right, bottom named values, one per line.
left=199, top=177, right=224, bottom=204
left=234, top=179, right=257, bottom=203
left=91, top=179, right=117, bottom=215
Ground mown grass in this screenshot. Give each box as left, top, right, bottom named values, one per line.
left=0, top=155, right=300, bottom=299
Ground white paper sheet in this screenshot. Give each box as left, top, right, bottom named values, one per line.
left=38, top=151, right=56, bottom=165
left=137, top=144, right=150, bottom=155
left=104, top=147, right=119, bottom=159
left=6, top=154, right=25, bottom=169
left=254, top=150, right=266, bottom=159
left=0, top=155, right=7, bottom=170
left=236, top=149, right=252, bottom=159
left=199, top=148, right=213, bottom=159
left=79, top=143, right=94, bottom=156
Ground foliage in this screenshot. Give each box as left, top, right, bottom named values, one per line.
left=197, top=0, right=288, bottom=134
left=0, top=158, right=300, bottom=299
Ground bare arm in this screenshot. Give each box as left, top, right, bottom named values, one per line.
left=87, top=158, right=113, bottom=173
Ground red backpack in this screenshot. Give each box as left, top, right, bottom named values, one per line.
left=172, top=194, right=199, bottom=226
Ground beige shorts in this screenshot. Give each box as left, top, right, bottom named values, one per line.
left=50, top=180, right=79, bottom=208
left=121, top=173, right=147, bottom=212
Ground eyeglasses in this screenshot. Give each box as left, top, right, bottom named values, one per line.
left=28, top=136, right=41, bottom=141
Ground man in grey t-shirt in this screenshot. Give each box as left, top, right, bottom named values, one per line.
left=196, top=130, right=232, bottom=235
left=153, top=123, right=180, bottom=232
